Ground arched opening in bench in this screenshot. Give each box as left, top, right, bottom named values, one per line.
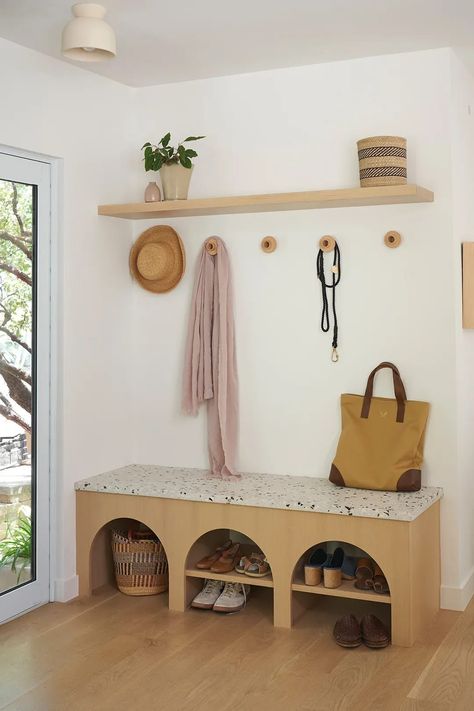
left=292, top=540, right=391, bottom=597
left=184, top=528, right=273, bottom=621
left=89, top=517, right=168, bottom=599
left=291, top=540, right=391, bottom=632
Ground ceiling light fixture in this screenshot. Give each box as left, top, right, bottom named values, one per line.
left=61, top=3, right=116, bottom=62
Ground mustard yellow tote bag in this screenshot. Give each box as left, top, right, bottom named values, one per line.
left=330, top=362, right=430, bottom=492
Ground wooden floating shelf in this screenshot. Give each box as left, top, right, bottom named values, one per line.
left=186, top=568, right=274, bottom=589
left=98, top=184, right=434, bottom=219
left=292, top=576, right=391, bottom=604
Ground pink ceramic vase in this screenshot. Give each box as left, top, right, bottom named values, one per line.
left=144, top=181, right=161, bottom=203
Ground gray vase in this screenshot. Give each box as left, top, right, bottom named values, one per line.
left=160, top=164, right=193, bottom=200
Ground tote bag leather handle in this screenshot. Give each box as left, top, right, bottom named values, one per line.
left=361, top=362, right=407, bottom=423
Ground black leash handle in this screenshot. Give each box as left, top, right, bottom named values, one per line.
left=317, top=242, right=341, bottom=362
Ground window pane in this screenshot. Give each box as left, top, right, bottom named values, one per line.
left=0, top=180, right=33, bottom=594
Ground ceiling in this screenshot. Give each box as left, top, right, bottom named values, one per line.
left=1, top=0, right=474, bottom=87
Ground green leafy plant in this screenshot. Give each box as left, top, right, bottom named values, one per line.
left=0, top=508, right=32, bottom=583
left=142, top=132, right=205, bottom=171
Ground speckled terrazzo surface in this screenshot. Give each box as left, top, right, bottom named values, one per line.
left=75, top=465, right=442, bottom=521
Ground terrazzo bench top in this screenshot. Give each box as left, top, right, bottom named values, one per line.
left=75, top=465, right=442, bottom=522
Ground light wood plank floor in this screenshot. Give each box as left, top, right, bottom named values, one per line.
left=0, top=586, right=472, bottom=711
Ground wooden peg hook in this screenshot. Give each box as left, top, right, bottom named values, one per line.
left=319, top=235, right=336, bottom=253
left=205, top=238, right=218, bottom=255
left=384, top=230, right=402, bottom=249
left=261, top=236, right=277, bottom=253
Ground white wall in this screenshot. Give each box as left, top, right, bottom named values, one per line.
left=131, top=49, right=467, bottom=601
left=0, top=39, right=470, bottom=608
left=0, top=38, right=135, bottom=600
left=449, top=50, right=474, bottom=609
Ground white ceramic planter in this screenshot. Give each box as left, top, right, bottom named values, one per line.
left=160, top=163, right=193, bottom=200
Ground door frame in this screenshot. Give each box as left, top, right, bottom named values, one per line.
left=0, top=144, right=60, bottom=622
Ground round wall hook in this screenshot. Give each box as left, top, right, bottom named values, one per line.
left=261, top=236, right=277, bottom=253
left=205, top=238, right=218, bottom=255
left=384, top=230, right=402, bottom=249
left=319, top=235, right=336, bottom=253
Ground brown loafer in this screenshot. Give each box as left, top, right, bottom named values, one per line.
left=360, top=614, right=390, bottom=648
left=210, top=543, right=241, bottom=573
left=196, top=540, right=233, bottom=570
left=333, top=614, right=362, bottom=648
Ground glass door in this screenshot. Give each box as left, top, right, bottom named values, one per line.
left=0, top=152, right=51, bottom=623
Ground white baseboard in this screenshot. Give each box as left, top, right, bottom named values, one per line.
left=53, top=574, right=79, bottom=602
left=441, top=566, right=474, bottom=611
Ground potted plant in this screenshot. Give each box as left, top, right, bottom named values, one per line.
left=0, top=507, right=32, bottom=586
left=142, top=133, right=205, bottom=201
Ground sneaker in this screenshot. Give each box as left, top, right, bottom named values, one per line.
left=191, top=579, right=224, bottom=609
left=213, top=582, right=250, bottom=613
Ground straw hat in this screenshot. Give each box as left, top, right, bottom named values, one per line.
left=130, top=225, right=185, bottom=293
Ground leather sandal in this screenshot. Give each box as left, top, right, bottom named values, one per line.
left=235, top=551, right=262, bottom=574
left=372, top=564, right=390, bottom=594
left=360, top=614, right=390, bottom=648
left=245, top=555, right=271, bottom=578
left=210, top=543, right=241, bottom=573
left=333, top=614, right=362, bottom=648
left=196, top=540, right=233, bottom=570
left=354, top=557, right=374, bottom=590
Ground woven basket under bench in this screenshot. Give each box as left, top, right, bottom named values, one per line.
left=111, top=529, right=168, bottom=596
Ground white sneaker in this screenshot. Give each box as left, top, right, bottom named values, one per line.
left=213, top=582, right=250, bottom=613
left=191, top=579, right=225, bottom=609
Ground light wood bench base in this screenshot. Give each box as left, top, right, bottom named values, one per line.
left=76, top=491, right=440, bottom=647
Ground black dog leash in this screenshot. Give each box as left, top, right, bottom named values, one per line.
left=317, top=242, right=341, bottom=362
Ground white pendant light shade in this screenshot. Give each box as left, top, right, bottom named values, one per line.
left=61, top=3, right=116, bottom=62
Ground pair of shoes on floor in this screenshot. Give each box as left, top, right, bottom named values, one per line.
left=196, top=540, right=241, bottom=573
left=355, top=558, right=390, bottom=594
left=304, top=547, right=357, bottom=588
left=235, top=551, right=271, bottom=578
left=333, top=614, right=390, bottom=649
left=191, top=579, right=250, bottom=613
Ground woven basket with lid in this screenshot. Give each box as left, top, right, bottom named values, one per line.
left=111, top=529, right=168, bottom=596
left=357, top=136, right=407, bottom=187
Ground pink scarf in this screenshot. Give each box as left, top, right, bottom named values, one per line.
left=182, top=237, right=239, bottom=479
